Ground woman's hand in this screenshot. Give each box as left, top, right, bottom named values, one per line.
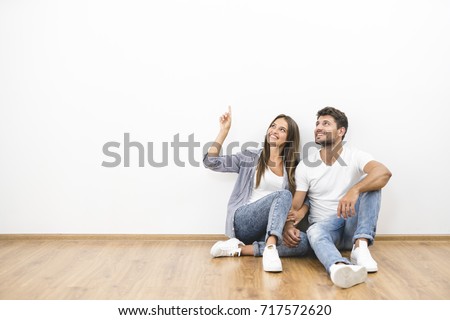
left=207, top=106, right=232, bottom=157
left=219, top=106, right=232, bottom=132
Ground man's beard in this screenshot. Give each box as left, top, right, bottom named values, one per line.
left=316, top=140, right=334, bottom=147
left=315, top=134, right=335, bottom=147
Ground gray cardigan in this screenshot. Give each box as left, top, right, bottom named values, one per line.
left=203, top=148, right=290, bottom=238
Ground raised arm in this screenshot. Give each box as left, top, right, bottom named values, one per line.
left=338, top=160, right=392, bottom=218
left=207, top=106, right=232, bottom=157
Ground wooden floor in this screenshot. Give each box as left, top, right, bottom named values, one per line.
left=0, top=238, right=449, bottom=299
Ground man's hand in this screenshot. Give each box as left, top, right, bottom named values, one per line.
left=283, top=224, right=301, bottom=248
left=336, top=160, right=392, bottom=219
left=337, top=188, right=360, bottom=219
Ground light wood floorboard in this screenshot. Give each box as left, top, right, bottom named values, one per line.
left=0, top=239, right=449, bottom=299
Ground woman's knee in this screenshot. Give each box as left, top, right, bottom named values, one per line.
left=277, top=190, right=292, bottom=202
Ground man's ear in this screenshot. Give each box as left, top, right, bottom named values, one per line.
left=338, top=127, right=346, bottom=137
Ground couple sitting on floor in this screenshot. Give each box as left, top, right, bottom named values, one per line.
left=204, top=106, right=392, bottom=289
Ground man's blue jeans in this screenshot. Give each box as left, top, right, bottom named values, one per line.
left=234, top=190, right=310, bottom=257
left=306, top=190, right=381, bottom=273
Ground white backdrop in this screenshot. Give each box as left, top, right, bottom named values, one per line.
left=1, top=0, right=449, bottom=235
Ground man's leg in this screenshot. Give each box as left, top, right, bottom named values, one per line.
left=307, top=218, right=348, bottom=272
left=342, top=190, right=381, bottom=272
left=308, top=218, right=367, bottom=288
left=352, top=190, right=381, bottom=245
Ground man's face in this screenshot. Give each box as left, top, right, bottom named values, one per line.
left=314, top=115, right=344, bottom=146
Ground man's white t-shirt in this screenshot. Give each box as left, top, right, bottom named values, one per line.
left=295, top=144, right=374, bottom=223
left=248, top=168, right=284, bottom=204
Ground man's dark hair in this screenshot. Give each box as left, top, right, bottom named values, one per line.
left=317, top=106, right=349, bottom=139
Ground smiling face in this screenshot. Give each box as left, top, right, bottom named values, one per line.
left=314, top=115, right=346, bottom=147
left=267, top=117, right=289, bottom=148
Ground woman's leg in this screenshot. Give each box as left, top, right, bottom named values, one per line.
left=212, top=189, right=292, bottom=272
left=234, top=190, right=292, bottom=249
left=252, top=230, right=310, bottom=257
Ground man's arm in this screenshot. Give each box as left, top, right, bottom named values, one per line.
left=287, top=191, right=308, bottom=225
left=337, top=160, right=392, bottom=218
left=283, top=191, right=307, bottom=247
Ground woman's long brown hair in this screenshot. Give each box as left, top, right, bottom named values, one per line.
left=255, top=114, right=300, bottom=195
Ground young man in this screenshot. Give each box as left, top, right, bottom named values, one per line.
left=284, top=107, right=392, bottom=288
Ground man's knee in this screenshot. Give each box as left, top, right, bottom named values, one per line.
left=357, top=190, right=382, bottom=212
left=360, top=190, right=381, bottom=201
left=306, top=223, right=323, bottom=243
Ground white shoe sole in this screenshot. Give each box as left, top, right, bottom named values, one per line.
left=331, top=266, right=367, bottom=288
left=262, top=246, right=282, bottom=272
left=263, top=264, right=282, bottom=272
left=210, top=241, right=224, bottom=257
left=350, top=257, right=378, bottom=273
left=210, top=240, right=242, bottom=257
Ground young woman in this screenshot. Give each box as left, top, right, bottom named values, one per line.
left=204, top=106, right=309, bottom=272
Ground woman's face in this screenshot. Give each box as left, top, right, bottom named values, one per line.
left=267, top=117, right=289, bottom=147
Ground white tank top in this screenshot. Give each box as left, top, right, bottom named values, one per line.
left=247, top=168, right=284, bottom=204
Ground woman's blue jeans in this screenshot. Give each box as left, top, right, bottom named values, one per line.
left=234, top=190, right=310, bottom=257
left=306, top=190, right=381, bottom=273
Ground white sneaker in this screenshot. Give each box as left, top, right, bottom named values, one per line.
left=351, top=241, right=378, bottom=272
left=210, top=238, right=244, bottom=257
left=330, top=264, right=367, bottom=289
left=262, top=244, right=282, bottom=272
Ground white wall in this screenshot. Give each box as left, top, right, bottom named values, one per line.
left=1, top=0, right=449, bottom=235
